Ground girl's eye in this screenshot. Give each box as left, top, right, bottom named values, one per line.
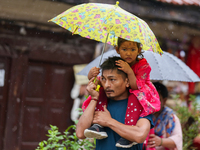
left=132, top=49, right=135, bottom=51
left=122, top=49, right=126, bottom=51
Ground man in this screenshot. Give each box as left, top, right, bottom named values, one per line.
left=76, top=57, right=154, bottom=150
left=146, top=82, right=182, bottom=150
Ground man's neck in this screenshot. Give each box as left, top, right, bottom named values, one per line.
left=111, top=92, right=129, bottom=101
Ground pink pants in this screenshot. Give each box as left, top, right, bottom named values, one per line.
left=82, top=87, right=143, bottom=126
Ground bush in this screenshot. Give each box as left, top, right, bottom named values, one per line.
left=36, top=109, right=96, bottom=150
left=173, top=95, right=200, bottom=150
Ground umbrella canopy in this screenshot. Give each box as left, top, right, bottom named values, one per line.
left=49, top=2, right=163, bottom=54
left=77, top=50, right=200, bottom=82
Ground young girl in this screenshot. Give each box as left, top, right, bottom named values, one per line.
left=82, top=37, right=160, bottom=148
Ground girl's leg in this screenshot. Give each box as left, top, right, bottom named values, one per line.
left=116, top=94, right=143, bottom=148
left=125, top=94, right=143, bottom=125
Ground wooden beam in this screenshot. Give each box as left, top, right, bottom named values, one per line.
left=0, top=25, right=96, bottom=65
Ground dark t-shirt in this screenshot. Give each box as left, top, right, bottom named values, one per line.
left=96, top=98, right=154, bottom=150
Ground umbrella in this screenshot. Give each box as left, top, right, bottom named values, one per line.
left=77, top=50, right=200, bottom=82
left=49, top=1, right=163, bottom=66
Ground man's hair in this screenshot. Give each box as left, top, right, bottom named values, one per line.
left=100, top=56, right=127, bottom=79
left=153, top=82, right=168, bottom=99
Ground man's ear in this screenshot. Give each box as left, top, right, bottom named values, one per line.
left=115, top=46, right=120, bottom=54
left=125, top=78, right=130, bottom=88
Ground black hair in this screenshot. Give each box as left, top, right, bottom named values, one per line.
left=100, top=56, right=127, bottom=79
left=117, top=37, right=144, bottom=61
left=153, top=82, right=168, bottom=99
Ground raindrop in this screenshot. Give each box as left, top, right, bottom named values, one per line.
left=180, top=50, right=185, bottom=57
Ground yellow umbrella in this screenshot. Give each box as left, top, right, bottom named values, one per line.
left=49, top=2, right=162, bottom=53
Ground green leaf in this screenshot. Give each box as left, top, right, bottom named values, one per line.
left=36, top=109, right=96, bottom=150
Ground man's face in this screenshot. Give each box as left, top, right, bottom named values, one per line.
left=100, top=69, right=129, bottom=100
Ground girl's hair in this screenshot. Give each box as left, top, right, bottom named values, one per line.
left=117, top=37, right=144, bottom=61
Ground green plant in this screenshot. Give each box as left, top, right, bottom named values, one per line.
left=173, top=94, right=200, bottom=150
left=36, top=109, right=96, bottom=150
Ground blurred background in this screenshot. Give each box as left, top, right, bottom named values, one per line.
left=0, top=0, right=200, bottom=149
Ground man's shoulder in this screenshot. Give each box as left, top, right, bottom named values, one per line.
left=139, top=114, right=153, bottom=120
left=139, top=114, right=154, bottom=129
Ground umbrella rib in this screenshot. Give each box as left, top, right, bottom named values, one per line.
left=152, top=52, right=164, bottom=80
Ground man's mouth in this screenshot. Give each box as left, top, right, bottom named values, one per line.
left=105, top=90, right=114, bottom=94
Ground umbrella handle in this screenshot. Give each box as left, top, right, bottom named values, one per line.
left=94, top=77, right=100, bottom=92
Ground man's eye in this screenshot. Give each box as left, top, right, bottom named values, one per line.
left=122, top=49, right=126, bottom=51
left=111, top=79, right=115, bottom=81
left=132, top=49, right=135, bottom=51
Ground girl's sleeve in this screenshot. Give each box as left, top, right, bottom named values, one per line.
left=82, top=95, right=92, bottom=112
left=134, top=61, right=151, bottom=90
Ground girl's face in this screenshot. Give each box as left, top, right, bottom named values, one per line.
left=116, top=41, right=141, bottom=66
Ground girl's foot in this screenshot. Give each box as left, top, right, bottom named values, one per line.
left=84, top=124, right=108, bottom=139
left=116, top=137, right=137, bottom=148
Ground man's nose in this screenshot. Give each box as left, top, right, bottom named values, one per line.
left=105, top=81, right=110, bottom=88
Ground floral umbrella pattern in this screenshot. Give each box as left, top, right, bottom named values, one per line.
left=49, top=2, right=163, bottom=54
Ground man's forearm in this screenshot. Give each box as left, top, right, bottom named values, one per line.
left=76, top=100, right=97, bottom=139
left=107, top=118, right=150, bottom=143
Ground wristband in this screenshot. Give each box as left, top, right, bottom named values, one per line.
left=159, top=138, right=163, bottom=146
left=91, top=98, right=98, bottom=101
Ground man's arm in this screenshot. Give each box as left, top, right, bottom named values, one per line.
left=76, top=77, right=99, bottom=139
left=93, top=106, right=151, bottom=143
left=76, top=100, right=97, bottom=139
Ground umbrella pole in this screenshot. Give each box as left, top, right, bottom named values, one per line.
left=98, top=33, right=109, bottom=67
left=93, top=33, right=109, bottom=91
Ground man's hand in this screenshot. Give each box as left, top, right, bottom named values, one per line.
left=86, top=77, right=99, bottom=99
left=93, top=105, right=112, bottom=126
left=115, top=60, right=132, bottom=75
left=147, top=134, right=162, bottom=148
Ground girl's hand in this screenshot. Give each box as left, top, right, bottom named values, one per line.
left=88, top=67, right=100, bottom=80
left=116, top=60, right=132, bottom=74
